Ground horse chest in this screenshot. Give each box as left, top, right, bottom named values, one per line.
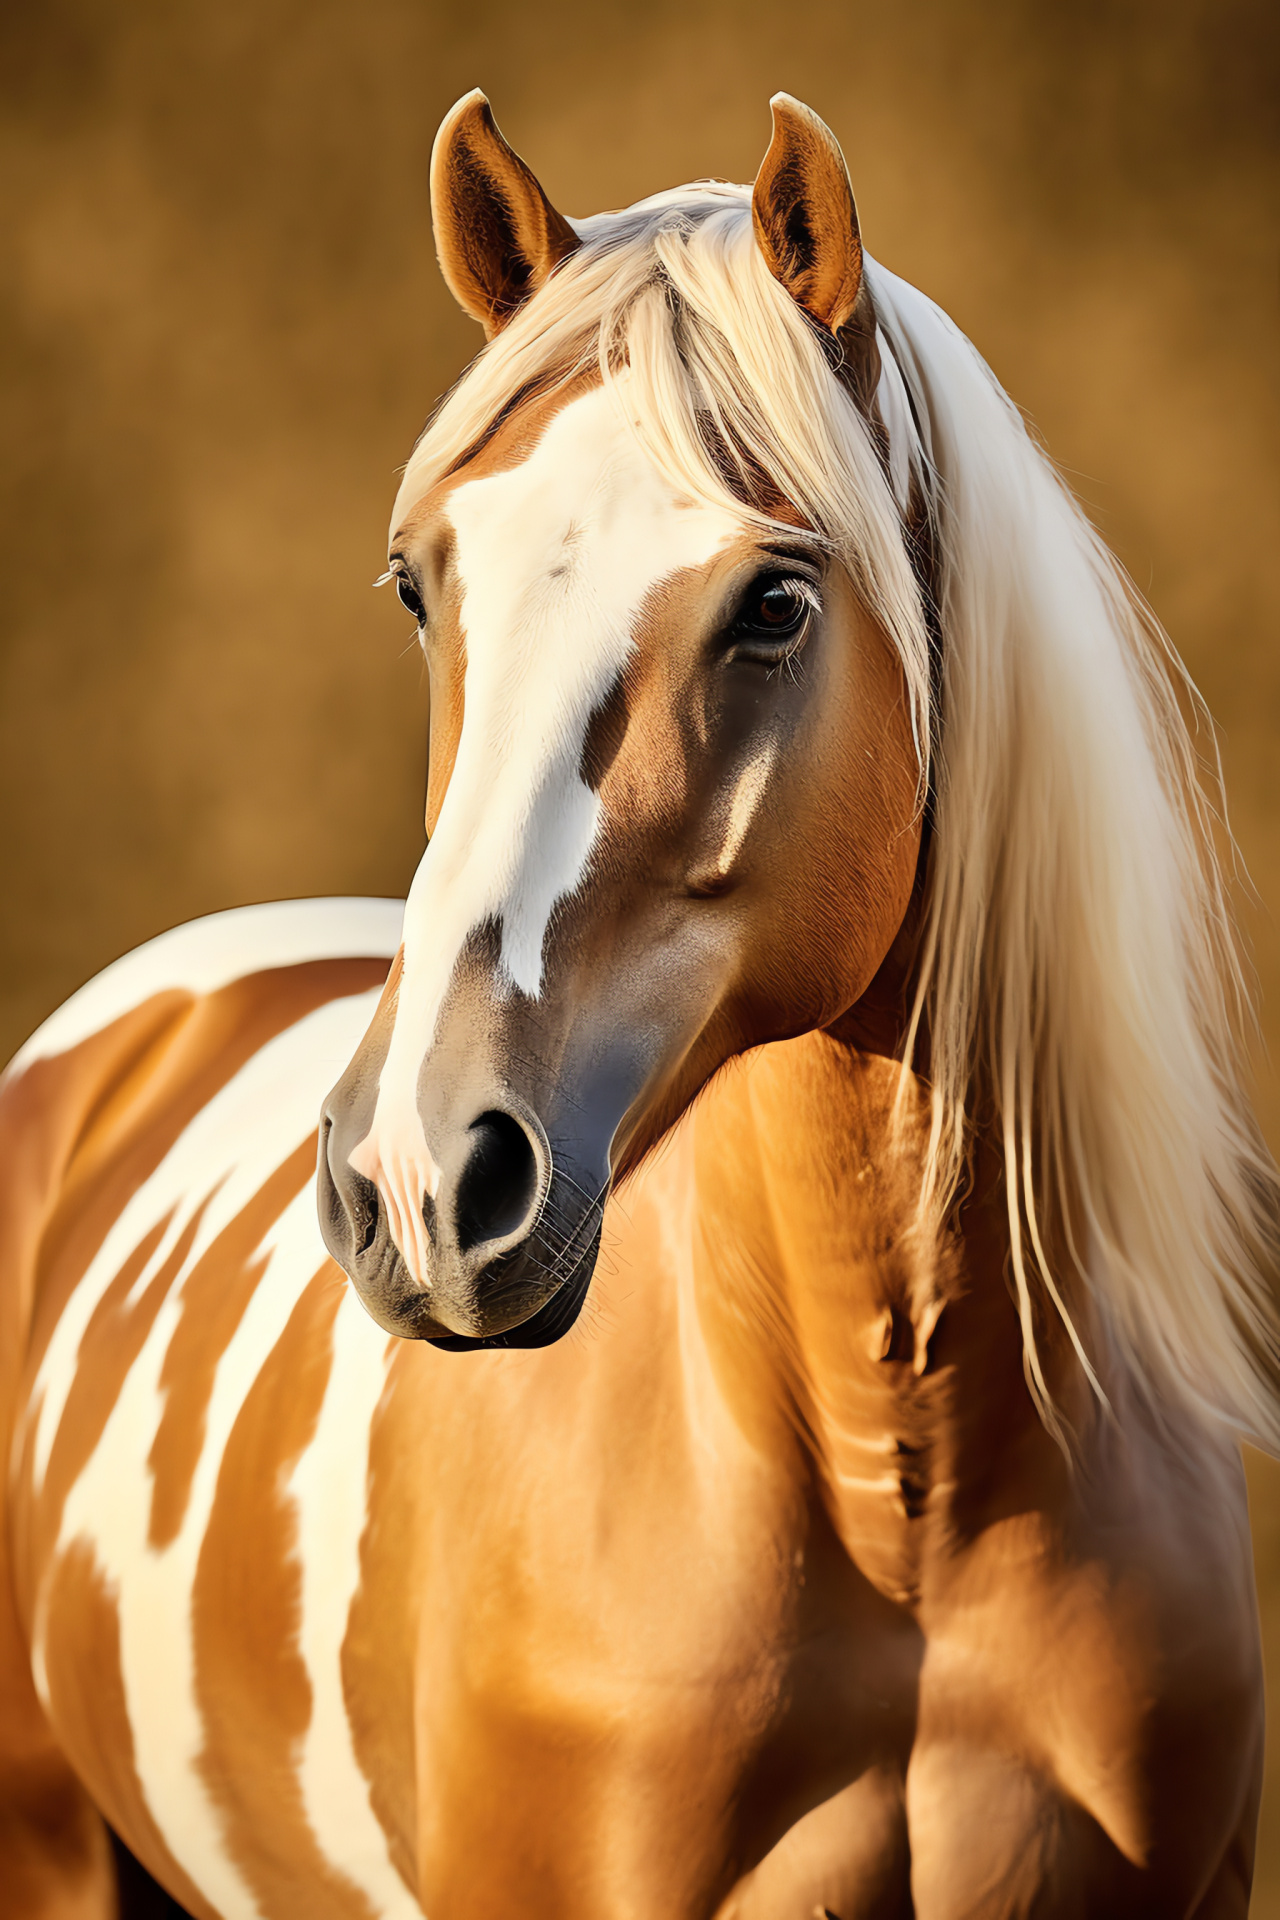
left=382, top=1366, right=920, bottom=1917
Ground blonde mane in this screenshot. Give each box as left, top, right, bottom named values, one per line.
left=392, top=182, right=1280, bottom=1452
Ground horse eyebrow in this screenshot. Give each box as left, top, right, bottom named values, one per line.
left=755, top=536, right=826, bottom=567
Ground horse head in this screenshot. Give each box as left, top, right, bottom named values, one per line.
left=318, top=92, right=931, bottom=1347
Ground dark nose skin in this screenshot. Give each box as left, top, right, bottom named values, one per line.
left=317, top=1073, right=604, bottom=1348
left=316, top=938, right=652, bottom=1350
left=320, top=1104, right=545, bottom=1274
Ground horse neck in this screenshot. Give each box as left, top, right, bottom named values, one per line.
left=686, top=1031, right=1066, bottom=1594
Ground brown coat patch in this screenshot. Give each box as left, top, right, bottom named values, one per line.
left=40, top=1536, right=217, bottom=1919
left=149, top=1135, right=321, bottom=1548
left=191, top=1267, right=386, bottom=1917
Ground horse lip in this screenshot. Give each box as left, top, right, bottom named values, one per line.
left=426, top=1219, right=602, bottom=1351
left=338, top=1179, right=605, bottom=1348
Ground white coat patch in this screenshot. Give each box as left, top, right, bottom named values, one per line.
left=8, top=897, right=403, bottom=1075
left=30, top=983, right=416, bottom=1915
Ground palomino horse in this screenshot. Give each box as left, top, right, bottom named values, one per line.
left=1, top=92, right=1276, bottom=1919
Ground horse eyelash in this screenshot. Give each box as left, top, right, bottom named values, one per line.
left=763, top=580, right=819, bottom=682
left=766, top=640, right=807, bottom=684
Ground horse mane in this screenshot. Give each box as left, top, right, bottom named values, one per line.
left=391, top=182, right=1280, bottom=1452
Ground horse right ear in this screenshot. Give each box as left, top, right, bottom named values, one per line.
left=752, top=94, right=864, bottom=337
left=430, top=91, right=580, bottom=338
left=752, top=95, right=882, bottom=417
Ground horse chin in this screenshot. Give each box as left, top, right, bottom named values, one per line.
left=426, top=1220, right=603, bottom=1351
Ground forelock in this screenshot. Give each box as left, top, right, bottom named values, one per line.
left=391, top=185, right=933, bottom=769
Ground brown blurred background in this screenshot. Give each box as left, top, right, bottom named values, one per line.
left=0, top=0, right=1277, bottom=1903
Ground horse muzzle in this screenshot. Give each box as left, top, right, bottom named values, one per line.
left=317, top=1070, right=607, bottom=1349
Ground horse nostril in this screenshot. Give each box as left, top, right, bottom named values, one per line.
left=351, top=1174, right=380, bottom=1257
left=455, top=1110, right=540, bottom=1253
left=318, top=1117, right=385, bottom=1272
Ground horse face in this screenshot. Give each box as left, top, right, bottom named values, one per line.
left=318, top=372, right=921, bottom=1346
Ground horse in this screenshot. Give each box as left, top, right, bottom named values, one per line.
left=1, top=89, right=1276, bottom=1919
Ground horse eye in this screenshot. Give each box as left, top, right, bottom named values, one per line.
left=757, top=583, right=806, bottom=628
left=732, top=574, right=815, bottom=647
left=395, top=573, right=426, bottom=625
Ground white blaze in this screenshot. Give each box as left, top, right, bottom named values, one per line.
left=352, top=379, right=741, bottom=1282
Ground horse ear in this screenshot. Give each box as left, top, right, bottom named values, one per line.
left=752, top=94, right=864, bottom=337
left=430, top=90, right=580, bottom=338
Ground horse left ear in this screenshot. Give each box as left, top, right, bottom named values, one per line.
left=752, top=94, right=865, bottom=337
left=431, top=90, right=580, bottom=338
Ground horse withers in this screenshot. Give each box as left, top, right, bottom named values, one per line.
left=2, top=92, right=1275, bottom=1918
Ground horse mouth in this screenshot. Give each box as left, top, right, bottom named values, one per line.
left=425, top=1216, right=604, bottom=1350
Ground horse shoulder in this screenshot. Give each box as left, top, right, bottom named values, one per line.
left=907, top=1397, right=1260, bottom=1915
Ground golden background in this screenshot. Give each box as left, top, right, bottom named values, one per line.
left=1, top=0, right=1277, bottom=1903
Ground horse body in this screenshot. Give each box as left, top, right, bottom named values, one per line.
left=0, top=907, right=1260, bottom=1918
left=2, top=90, right=1276, bottom=1917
